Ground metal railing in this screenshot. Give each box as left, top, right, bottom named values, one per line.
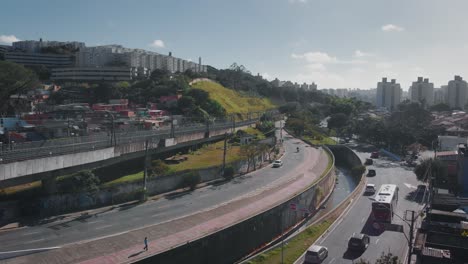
left=0, top=117, right=262, bottom=164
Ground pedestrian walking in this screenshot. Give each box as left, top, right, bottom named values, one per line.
left=143, top=237, right=148, bottom=251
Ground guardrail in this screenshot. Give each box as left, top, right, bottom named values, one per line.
left=0, top=117, right=263, bottom=164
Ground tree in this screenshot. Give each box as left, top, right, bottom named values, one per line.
left=240, top=143, right=260, bottom=172
left=414, top=158, right=448, bottom=185
left=71, top=170, right=100, bottom=193
left=356, top=252, right=401, bottom=264
left=0, top=61, right=39, bottom=114
left=351, top=165, right=366, bottom=178
left=430, top=103, right=451, bottom=112
left=328, top=113, right=349, bottom=134
left=286, top=118, right=305, bottom=136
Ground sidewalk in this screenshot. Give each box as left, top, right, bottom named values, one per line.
left=4, top=144, right=329, bottom=264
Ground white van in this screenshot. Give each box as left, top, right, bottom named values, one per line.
left=304, top=245, right=328, bottom=263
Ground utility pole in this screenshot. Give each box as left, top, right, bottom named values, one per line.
left=406, top=210, right=415, bottom=264
left=221, top=132, right=228, bottom=177
left=142, top=139, right=149, bottom=201
left=280, top=210, right=284, bottom=264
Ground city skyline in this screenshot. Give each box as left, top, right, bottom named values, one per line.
left=2, top=0, right=468, bottom=89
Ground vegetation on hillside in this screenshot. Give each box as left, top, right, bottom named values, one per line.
left=191, top=80, right=275, bottom=115
left=0, top=61, right=39, bottom=114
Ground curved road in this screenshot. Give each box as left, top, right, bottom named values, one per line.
left=296, top=141, right=424, bottom=264
left=0, top=127, right=319, bottom=255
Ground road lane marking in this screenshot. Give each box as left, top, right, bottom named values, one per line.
left=25, top=238, right=46, bottom=244
left=375, top=238, right=380, bottom=244
left=95, top=224, right=113, bottom=230
left=21, top=231, right=41, bottom=236
left=328, top=257, right=336, bottom=264
left=361, top=217, right=365, bottom=223
left=87, top=220, right=103, bottom=224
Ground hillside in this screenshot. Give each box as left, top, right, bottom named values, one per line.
left=191, top=80, right=275, bottom=115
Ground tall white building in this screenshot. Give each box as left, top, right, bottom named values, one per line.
left=433, top=87, right=446, bottom=105
left=75, top=45, right=207, bottom=73
left=409, top=77, right=434, bottom=106
left=447, top=75, right=468, bottom=109
left=376, top=78, right=402, bottom=111
left=13, top=39, right=85, bottom=53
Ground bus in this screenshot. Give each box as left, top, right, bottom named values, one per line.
left=372, top=184, right=399, bottom=223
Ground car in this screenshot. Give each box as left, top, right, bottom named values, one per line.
left=367, top=169, right=376, bottom=177
left=364, top=158, right=373, bottom=165
left=339, top=139, right=346, bottom=144
left=304, top=245, right=328, bottom=263
left=272, top=160, right=283, bottom=168
left=365, top=184, right=376, bottom=194
left=370, top=151, right=379, bottom=159
left=348, top=233, right=370, bottom=251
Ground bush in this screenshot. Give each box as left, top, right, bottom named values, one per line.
left=223, top=166, right=235, bottom=180
left=351, top=165, right=366, bottom=179
left=71, top=170, right=100, bottom=193
left=151, top=159, right=170, bottom=176
left=180, top=171, right=201, bottom=190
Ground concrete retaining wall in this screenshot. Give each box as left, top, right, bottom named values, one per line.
left=138, top=147, right=336, bottom=264
left=35, top=152, right=269, bottom=217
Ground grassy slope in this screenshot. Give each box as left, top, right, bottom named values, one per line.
left=191, top=81, right=275, bottom=114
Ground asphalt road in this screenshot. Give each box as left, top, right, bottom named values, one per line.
left=0, top=127, right=316, bottom=253
left=297, top=142, right=425, bottom=264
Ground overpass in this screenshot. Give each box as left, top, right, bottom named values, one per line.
left=0, top=118, right=261, bottom=189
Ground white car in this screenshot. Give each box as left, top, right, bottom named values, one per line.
left=305, top=245, right=328, bottom=263
left=365, top=184, right=376, bottom=194
left=272, top=160, right=283, bottom=168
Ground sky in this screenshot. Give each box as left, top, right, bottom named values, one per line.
left=1, top=0, right=468, bottom=90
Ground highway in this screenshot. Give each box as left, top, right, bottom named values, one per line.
left=0, top=127, right=317, bottom=254
left=296, top=142, right=424, bottom=264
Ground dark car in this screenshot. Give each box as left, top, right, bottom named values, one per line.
left=367, top=169, right=376, bottom=177
left=364, top=158, right=373, bottom=165
left=370, top=151, right=379, bottom=159
left=348, top=233, right=370, bottom=251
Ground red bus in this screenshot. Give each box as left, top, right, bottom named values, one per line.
left=372, top=184, right=399, bottom=223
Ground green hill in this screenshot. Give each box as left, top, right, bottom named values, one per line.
left=191, top=80, right=275, bottom=116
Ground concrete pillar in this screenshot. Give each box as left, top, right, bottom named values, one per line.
left=42, top=177, right=57, bottom=194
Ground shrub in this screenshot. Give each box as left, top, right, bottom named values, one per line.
left=70, top=170, right=100, bottom=193
left=351, top=165, right=366, bottom=179
left=151, top=159, right=170, bottom=177
left=180, top=171, right=201, bottom=190
left=223, top=166, right=235, bottom=180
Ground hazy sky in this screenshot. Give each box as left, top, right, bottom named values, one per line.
left=1, top=0, right=468, bottom=90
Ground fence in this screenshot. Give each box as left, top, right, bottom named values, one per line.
left=0, top=118, right=262, bottom=164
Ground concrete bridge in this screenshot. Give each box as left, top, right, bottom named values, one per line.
left=0, top=119, right=259, bottom=189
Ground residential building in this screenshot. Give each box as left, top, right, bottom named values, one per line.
left=51, top=67, right=134, bottom=81
left=447, top=76, right=468, bottom=109
left=376, top=78, right=402, bottom=111
left=409, top=77, right=434, bottom=106
left=434, top=87, right=447, bottom=105
left=4, top=52, right=74, bottom=67
left=12, top=39, right=85, bottom=53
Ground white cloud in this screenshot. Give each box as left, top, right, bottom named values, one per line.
left=306, top=63, right=326, bottom=71
left=292, top=51, right=368, bottom=65
left=291, top=51, right=337, bottom=63
left=262, top=72, right=272, bottom=80
left=0, top=34, right=20, bottom=44
left=149, top=39, right=165, bottom=48
left=381, top=24, right=404, bottom=32
left=375, top=62, right=393, bottom=69
left=354, top=50, right=374, bottom=58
